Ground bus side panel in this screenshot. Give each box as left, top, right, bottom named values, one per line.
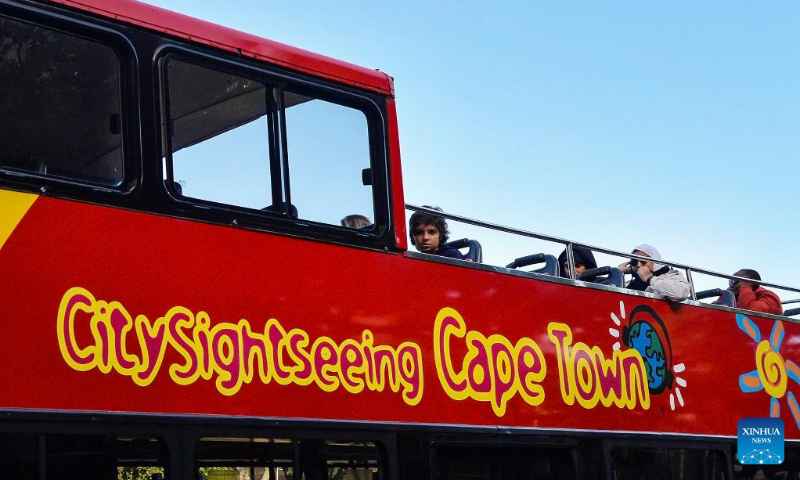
left=0, top=195, right=794, bottom=438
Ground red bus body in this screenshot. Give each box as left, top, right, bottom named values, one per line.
left=3, top=190, right=799, bottom=438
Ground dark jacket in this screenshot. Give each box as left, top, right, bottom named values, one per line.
left=738, top=287, right=783, bottom=315
left=435, top=245, right=466, bottom=260
left=558, top=246, right=597, bottom=279
left=626, top=267, right=663, bottom=292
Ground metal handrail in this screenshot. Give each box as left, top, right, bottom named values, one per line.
left=406, top=204, right=800, bottom=298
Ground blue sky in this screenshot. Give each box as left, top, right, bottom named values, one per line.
left=147, top=0, right=799, bottom=298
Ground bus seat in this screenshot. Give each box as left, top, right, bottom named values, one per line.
left=695, top=288, right=735, bottom=307
left=785, top=307, right=800, bottom=317
left=262, top=202, right=298, bottom=218
left=505, top=253, right=558, bottom=276
left=444, top=238, right=482, bottom=263
left=577, top=266, right=624, bottom=287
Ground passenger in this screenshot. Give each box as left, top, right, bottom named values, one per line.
left=341, top=214, right=370, bottom=229
left=618, top=244, right=690, bottom=302
left=729, top=269, right=783, bottom=315
left=557, top=246, right=598, bottom=280
left=408, top=208, right=466, bottom=260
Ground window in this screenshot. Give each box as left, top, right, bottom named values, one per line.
left=611, top=446, right=727, bottom=480
left=434, top=445, right=575, bottom=480
left=195, top=437, right=381, bottom=480
left=284, top=92, right=373, bottom=226
left=0, top=431, right=167, bottom=480
left=733, top=447, right=800, bottom=480
left=0, top=16, right=124, bottom=185
left=166, top=59, right=275, bottom=209
left=163, top=56, right=377, bottom=230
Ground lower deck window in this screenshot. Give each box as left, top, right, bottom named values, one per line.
left=733, top=447, right=800, bottom=479
left=0, top=431, right=166, bottom=480
left=195, top=437, right=380, bottom=480
left=434, top=445, right=575, bottom=480
left=611, top=446, right=727, bottom=480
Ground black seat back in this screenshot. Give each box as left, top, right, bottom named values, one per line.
left=506, top=253, right=558, bottom=276
left=577, top=266, right=624, bottom=287
left=785, top=307, right=800, bottom=317
left=262, top=202, right=298, bottom=218
left=696, top=288, right=736, bottom=307
left=444, top=238, right=482, bottom=263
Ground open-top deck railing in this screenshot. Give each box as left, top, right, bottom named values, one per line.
left=406, top=204, right=800, bottom=305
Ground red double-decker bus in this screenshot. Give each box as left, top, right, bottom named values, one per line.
left=1, top=0, right=799, bottom=478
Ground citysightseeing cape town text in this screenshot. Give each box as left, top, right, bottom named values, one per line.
left=57, top=288, right=650, bottom=416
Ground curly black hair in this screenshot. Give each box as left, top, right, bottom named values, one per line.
left=408, top=206, right=450, bottom=246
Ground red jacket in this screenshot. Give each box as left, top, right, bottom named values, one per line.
left=737, top=287, right=783, bottom=315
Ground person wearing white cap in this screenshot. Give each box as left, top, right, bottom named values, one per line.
left=618, top=244, right=691, bottom=302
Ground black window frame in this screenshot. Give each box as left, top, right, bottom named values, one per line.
left=733, top=444, right=800, bottom=479
left=157, top=46, right=392, bottom=249
left=429, top=436, right=580, bottom=480
left=0, top=412, right=397, bottom=480
left=184, top=424, right=393, bottom=480
left=603, top=438, right=735, bottom=480
left=0, top=1, right=140, bottom=197
left=0, top=418, right=175, bottom=480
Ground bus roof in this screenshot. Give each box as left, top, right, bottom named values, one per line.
left=45, top=0, right=395, bottom=95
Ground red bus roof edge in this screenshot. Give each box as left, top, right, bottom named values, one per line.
left=45, top=0, right=395, bottom=96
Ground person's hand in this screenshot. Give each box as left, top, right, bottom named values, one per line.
left=619, top=262, right=633, bottom=274
left=739, top=280, right=756, bottom=291
left=636, top=265, right=654, bottom=283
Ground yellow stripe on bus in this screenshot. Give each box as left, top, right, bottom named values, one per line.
left=0, top=190, right=38, bottom=251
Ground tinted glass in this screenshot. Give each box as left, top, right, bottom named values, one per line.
left=166, top=59, right=274, bottom=209
left=195, top=437, right=380, bottom=480
left=612, top=446, right=727, bottom=480
left=0, top=431, right=166, bottom=480
left=284, top=92, right=373, bottom=228
left=434, top=446, right=575, bottom=480
left=0, top=16, right=124, bottom=185
left=734, top=447, right=800, bottom=479
left=163, top=59, right=378, bottom=230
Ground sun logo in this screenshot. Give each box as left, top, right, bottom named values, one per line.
left=737, top=314, right=800, bottom=428
left=609, top=301, right=687, bottom=411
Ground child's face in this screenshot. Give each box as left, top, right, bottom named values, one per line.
left=413, top=222, right=441, bottom=253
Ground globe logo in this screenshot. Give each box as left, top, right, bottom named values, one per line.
left=622, top=305, right=674, bottom=395
left=627, top=321, right=667, bottom=391
left=611, top=302, right=687, bottom=409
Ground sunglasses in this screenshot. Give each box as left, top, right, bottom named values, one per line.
left=629, top=258, right=650, bottom=269
left=729, top=278, right=739, bottom=288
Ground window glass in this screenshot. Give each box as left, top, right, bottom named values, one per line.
left=0, top=16, right=124, bottom=185
left=284, top=92, right=374, bottom=228
left=0, top=431, right=166, bottom=480
left=163, top=59, right=378, bottom=229
left=434, top=446, right=575, bottom=480
left=733, top=447, right=800, bottom=479
left=195, top=437, right=380, bottom=480
left=612, top=446, right=727, bottom=480
left=319, top=440, right=380, bottom=480
left=166, top=59, right=274, bottom=210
